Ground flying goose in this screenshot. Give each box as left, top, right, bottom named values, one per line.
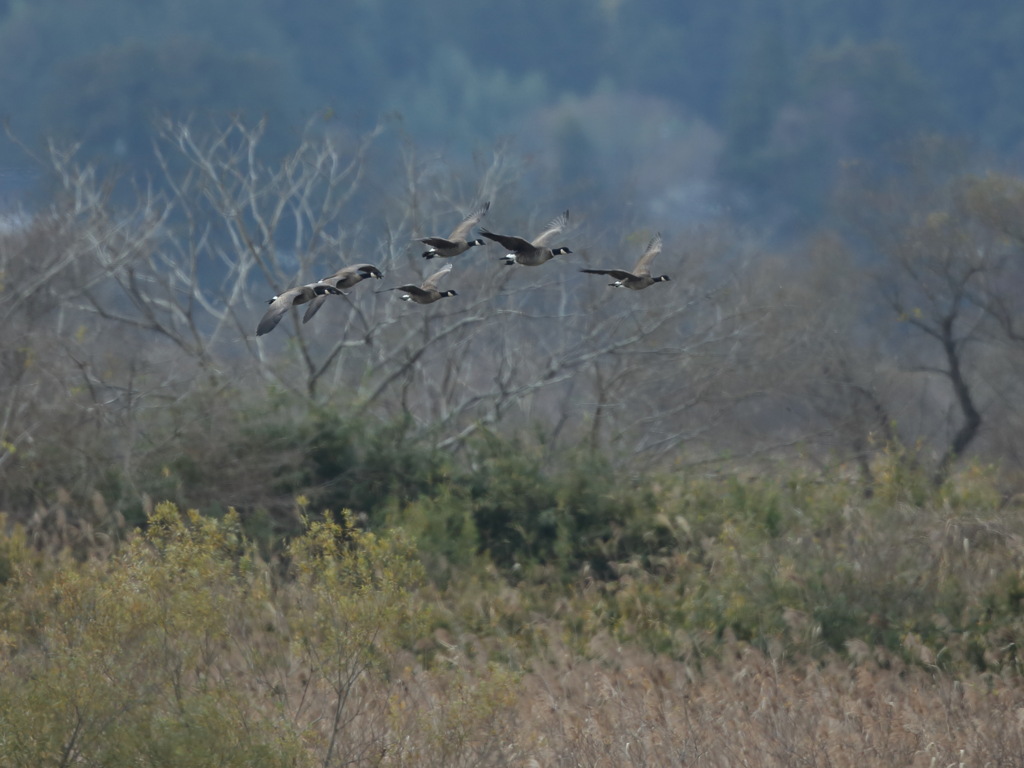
left=580, top=233, right=670, bottom=289
left=301, top=263, right=383, bottom=323
left=256, top=283, right=343, bottom=336
left=479, top=210, right=572, bottom=266
left=380, top=263, right=458, bottom=304
left=417, top=201, right=491, bottom=259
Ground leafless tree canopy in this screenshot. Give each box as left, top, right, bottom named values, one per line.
left=0, top=119, right=756, bottom=512
left=4, top=122, right=1024, bottom=516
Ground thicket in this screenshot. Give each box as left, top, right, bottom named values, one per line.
left=4, top=462, right=1024, bottom=765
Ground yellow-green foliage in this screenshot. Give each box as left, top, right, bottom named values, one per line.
left=0, top=503, right=432, bottom=768
left=542, top=467, right=1024, bottom=671
left=286, top=512, right=431, bottom=766
left=0, top=503, right=299, bottom=767
left=0, top=513, right=33, bottom=585
left=6, top=466, right=1024, bottom=766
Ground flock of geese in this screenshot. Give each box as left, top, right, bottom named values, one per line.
left=256, top=202, right=671, bottom=336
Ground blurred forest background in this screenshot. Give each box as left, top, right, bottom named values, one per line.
left=3, top=0, right=1024, bottom=225
left=6, top=1, right=1024, bottom=764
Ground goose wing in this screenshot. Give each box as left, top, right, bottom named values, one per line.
left=417, top=235, right=458, bottom=248
left=632, top=233, right=663, bottom=277
left=580, top=268, right=635, bottom=281
left=257, top=286, right=305, bottom=336
left=422, top=262, right=453, bottom=291
left=479, top=229, right=533, bottom=252
left=447, top=200, right=490, bottom=240
left=302, top=292, right=334, bottom=323
left=257, top=301, right=289, bottom=336
left=531, top=210, right=569, bottom=247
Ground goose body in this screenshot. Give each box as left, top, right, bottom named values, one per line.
left=580, top=233, right=670, bottom=290
left=257, top=283, right=343, bottom=336
left=383, top=263, right=458, bottom=304
left=480, top=210, right=572, bottom=266
left=418, top=201, right=490, bottom=259
left=301, top=263, right=383, bottom=322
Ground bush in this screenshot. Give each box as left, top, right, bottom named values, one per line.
left=460, top=435, right=669, bottom=578
left=0, top=503, right=436, bottom=767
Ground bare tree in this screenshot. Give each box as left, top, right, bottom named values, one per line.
left=0, top=116, right=786, bottom=520
left=833, top=150, right=1024, bottom=485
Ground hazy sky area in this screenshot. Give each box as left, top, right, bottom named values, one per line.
left=1, top=0, right=1022, bottom=233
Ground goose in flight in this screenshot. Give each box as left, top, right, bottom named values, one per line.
left=256, top=283, right=343, bottom=336
left=479, top=210, right=572, bottom=266
left=380, top=263, right=458, bottom=304
left=417, top=201, right=491, bottom=259
left=580, top=233, right=670, bottom=290
left=301, top=263, right=382, bottom=322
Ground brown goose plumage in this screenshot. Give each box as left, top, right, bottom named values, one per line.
left=301, top=263, right=383, bottom=322
left=380, top=263, right=458, bottom=304
left=256, top=283, right=342, bottom=336
left=417, top=201, right=491, bottom=259
left=580, top=233, right=670, bottom=290
left=480, top=210, right=572, bottom=266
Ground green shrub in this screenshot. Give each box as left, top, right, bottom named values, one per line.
left=308, top=411, right=450, bottom=517
left=462, top=435, right=667, bottom=577
left=0, top=503, right=438, bottom=767
left=553, top=468, right=1024, bottom=671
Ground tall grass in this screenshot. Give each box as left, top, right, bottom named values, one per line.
left=3, top=451, right=1024, bottom=765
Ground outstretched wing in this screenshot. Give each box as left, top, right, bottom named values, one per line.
left=422, top=262, right=453, bottom=291
left=479, top=229, right=533, bottom=252
left=580, top=268, right=635, bottom=281
left=531, top=210, right=569, bottom=247
left=480, top=229, right=528, bottom=251
left=632, top=233, right=663, bottom=277
left=417, top=236, right=457, bottom=248
left=257, top=302, right=289, bottom=336
left=256, top=288, right=301, bottom=336
left=448, top=200, right=490, bottom=240
left=302, top=294, right=332, bottom=323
